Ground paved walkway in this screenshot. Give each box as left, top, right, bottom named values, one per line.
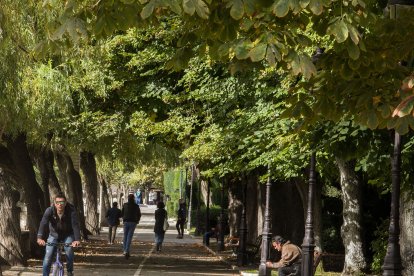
left=1, top=205, right=239, bottom=276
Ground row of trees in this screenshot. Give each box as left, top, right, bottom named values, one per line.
left=1, top=0, right=414, bottom=275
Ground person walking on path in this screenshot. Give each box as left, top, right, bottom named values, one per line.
left=266, top=235, right=302, bottom=276
left=176, top=199, right=186, bottom=239
left=121, top=194, right=141, bottom=259
left=154, top=201, right=168, bottom=252
left=106, top=202, right=122, bottom=244
left=37, top=192, right=81, bottom=276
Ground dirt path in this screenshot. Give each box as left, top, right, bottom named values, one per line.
left=2, top=205, right=238, bottom=276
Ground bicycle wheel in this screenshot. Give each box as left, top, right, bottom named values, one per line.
left=51, top=263, right=64, bottom=276
left=51, top=263, right=59, bottom=276
left=59, top=263, right=65, bottom=276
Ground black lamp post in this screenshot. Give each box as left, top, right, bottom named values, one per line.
left=204, top=179, right=211, bottom=246
left=382, top=0, right=414, bottom=273
left=237, top=174, right=248, bottom=266
left=258, top=172, right=272, bottom=276
left=218, top=178, right=226, bottom=251
left=301, top=152, right=316, bottom=276
left=382, top=132, right=403, bottom=276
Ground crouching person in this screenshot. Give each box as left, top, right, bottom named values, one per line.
left=266, top=235, right=302, bottom=276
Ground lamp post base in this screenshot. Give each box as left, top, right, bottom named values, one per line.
left=258, top=264, right=270, bottom=276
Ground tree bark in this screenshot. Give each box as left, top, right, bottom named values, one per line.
left=80, top=151, right=100, bottom=235
left=55, top=151, right=71, bottom=202
left=55, top=148, right=89, bottom=240
left=228, top=178, right=243, bottom=237
left=4, top=133, right=44, bottom=257
left=246, top=172, right=259, bottom=243
left=400, top=190, right=414, bottom=276
left=0, top=169, right=26, bottom=266
left=98, top=174, right=111, bottom=227
left=32, top=143, right=61, bottom=205
left=336, top=157, right=366, bottom=275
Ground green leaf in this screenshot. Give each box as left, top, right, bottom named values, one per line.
left=309, top=0, right=323, bottom=15
left=183, top=0, right=209, bottom=18
left=300, top=54, right=316, bottom=79
left=348, top=59, right=360, bottom=70
left=299, top=0, right=310, bottom=8
left=289, top=0, right=301, bottom=14
left=340, top=62, right=353, bottom=80
left=183, top=0, right=196, bottom=15
left=249, top=43, right=267, bottom=62
left=347, top=24, right=359, bottom=44
left=266, top=47, right=276, bottom=66
left=347, top=41, right=360, bottom=60
left=229, top=0, right=244, bottom=20
left=289, top=52, right=301, bottom=75
left=327, top=19, right=348, bottom=43
left=218, top=43, right=230, bottom=57
left=141, top=0, right=156, bottom=19
left=387, top=117, right=398, bottom=129
left=168, top=0, right=182, bottom=14
left=273, top=0, right=290, bottom=17
left=395, top=118, right=409, bottom=135
left=234, top=40, right=253, bottom=59
left=379, top=104, right=391, bottom=118
left=366, top=110, right=379, bottom=129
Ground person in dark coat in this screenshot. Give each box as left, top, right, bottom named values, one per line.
left=154, top=201, right=168, bottom=252
left=121, top=194, right=141, bottom=259
left=176, top=199, right=186, bottom=238
left=106, top=202, right=122, bottom=244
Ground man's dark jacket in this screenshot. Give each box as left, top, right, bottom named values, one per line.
left=37, top=203, right=81, bottom=241
left=106, top=207, right=122, bottom=226
left=122, top=201, right=141, bottom=223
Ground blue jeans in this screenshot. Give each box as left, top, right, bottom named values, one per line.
left=155, top=232, right=165, bottom=245
left=123, top=222, right=137, bottom=254
left=42, top=235, right=74, bottom=276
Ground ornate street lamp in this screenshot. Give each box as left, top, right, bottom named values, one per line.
left=218, top=178, right=226, bottom=251
left=258, top=171, right=272, bottom=276
left=382, top=0, right=414, bottom=273
left=382, top=133, right=403, bottom=275
left=301, top=152, right=316, bottom=276
left=237, top=174, right=248, bottom=266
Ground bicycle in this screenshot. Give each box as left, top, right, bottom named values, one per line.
left=45, top=242, right=72, bottom=276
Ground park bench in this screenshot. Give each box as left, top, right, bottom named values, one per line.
left=223, top=235, right=262, bottom=263
left=246, top=235, right=263, bottom=263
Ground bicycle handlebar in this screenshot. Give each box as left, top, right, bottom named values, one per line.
left=45, top=242, right=73, bottom=247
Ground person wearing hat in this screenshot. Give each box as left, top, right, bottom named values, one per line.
left=266, top=235, right=302, bottom=276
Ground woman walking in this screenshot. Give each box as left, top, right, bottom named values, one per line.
left=154, top=201, right=168, bottom=252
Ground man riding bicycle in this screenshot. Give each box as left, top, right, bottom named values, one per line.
left=37, top=192, right=81, bottom=276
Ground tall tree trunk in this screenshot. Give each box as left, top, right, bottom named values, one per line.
left=98, top=174, right=111, bottom=227
left=33, top=143, right=61, bottom=205
left=80, top=151, right=100, bottom=235
left=194, top=165, right=212, bottom=205
left=336, top=157, right=366, bottom=275
left=187, top=164, right=195, bottom=232
left=4, top=133, right=44, bottom=257
left=246, top=172, right=259, bottom=243
left=400, top=189, right=414, bottom=276
left=55, top=151, right=71, bottom=202
left=228, top=177, right=243, bottom=237
left=0, top=169, right=26, bottom=266
left=55, top=148, right=89, bottom=240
